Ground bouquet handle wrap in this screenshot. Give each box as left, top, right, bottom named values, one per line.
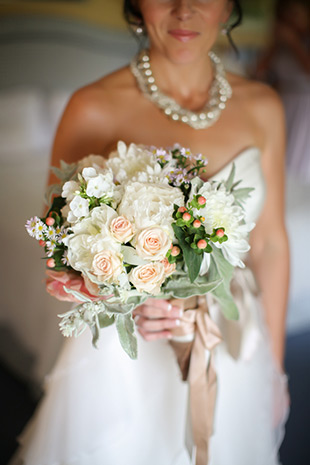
left=169, top=296, right=222, bottom=465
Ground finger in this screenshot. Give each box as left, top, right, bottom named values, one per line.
left=133, top=304, right=183, bottom=319
left=135, top=316, right=180, bottom=332
left=138, top=327, right=172, bottom=342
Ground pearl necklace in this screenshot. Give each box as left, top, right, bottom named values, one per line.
left=130, top=49, right=232, bottom=130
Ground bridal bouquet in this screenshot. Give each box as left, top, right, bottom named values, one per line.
left=25, top=142, right=254, bottom=358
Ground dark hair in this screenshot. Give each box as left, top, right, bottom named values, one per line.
left=123, top=0, right=243, bottom=50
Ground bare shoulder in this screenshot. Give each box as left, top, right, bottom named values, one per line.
left=64, top=66, right=136, bottom=133
left=51, top=66, right=137, bottom=168
left=228, top=72, right=286, bottom=147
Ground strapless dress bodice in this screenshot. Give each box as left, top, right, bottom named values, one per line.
left=209, top=147, right=266, bottom=225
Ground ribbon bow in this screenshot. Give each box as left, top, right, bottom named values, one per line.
left=169, top=296, right=222, bottom=465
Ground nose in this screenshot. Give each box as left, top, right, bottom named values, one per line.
left=172, top=0, right=194, bottom=21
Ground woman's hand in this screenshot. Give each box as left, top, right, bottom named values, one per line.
left=133, top=298, right=183, bottom=341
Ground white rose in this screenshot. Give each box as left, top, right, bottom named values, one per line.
left=129, top=262, right=166, bottom=295
left=92, top=250, right=123, bottom=283
left=69, top=196, right=89, bottom=219
left=62, top=180, right=79, bottom=201
left=118, top=182, right=184, bottom=230
left=135, top=226, right=171, bottom=261
left=110, top=216, right=134, bottom=243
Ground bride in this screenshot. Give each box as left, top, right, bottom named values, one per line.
left=12, top=1, right=289, bottom=464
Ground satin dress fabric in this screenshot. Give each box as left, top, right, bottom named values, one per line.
left=11, top=147, right=289, bottom=465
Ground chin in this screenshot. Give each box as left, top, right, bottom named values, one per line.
left=165, top=45, right=208, bottom=66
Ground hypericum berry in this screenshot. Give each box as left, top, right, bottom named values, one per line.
left=216, top=228, right=225, bottom=238
left=182, top=212, right=191, bottom=221
left=171, top=246, right=181, bottom=257
left=178, top=206, right=187, bottom=213
left=197, top=239, right=207, bottom=250
left=39, top=240, right=45, bottom=247
left=46, top=258, right=56, bottom=268
left=198, top=196, right=206, bottom=206
left=193, top=219, right=201, bottom=228
left=46, top=217, right=55, bottom=226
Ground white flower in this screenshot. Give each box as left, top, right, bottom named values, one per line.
left=69, top=196, right=89, bottom=219
left=86, top=171, right=115, bottom=199
left=194, top=182, right=254, bottom=268
left=82, top=167, right=97, bottom=181
left=107, top=141, right=167, bottom=185
left=118, top=182, right=184, bottom=230
left=62, top=180, right=79, bottom=201
left=66, top=205, right=123, bottom=283
left=34, top=220, right=47, bottom=240
left=77, top=154, right=106, bottom=172
left=134, top=226, right=172, bottom=261
left=129, top=262, right=166, bottom=295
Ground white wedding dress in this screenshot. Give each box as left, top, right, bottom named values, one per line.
left=11, top=147, right=289, bottom=465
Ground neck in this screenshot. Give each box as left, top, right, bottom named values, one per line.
left=148, top=48, right=214, bottom=109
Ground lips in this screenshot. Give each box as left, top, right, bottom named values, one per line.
left=168, top=29, right=199, bottom=42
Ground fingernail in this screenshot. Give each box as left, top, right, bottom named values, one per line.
left=167, top=333, right=173, bottom=339
left=178, top=309, right=183, bottom=317
left=175, top=319, right=181, bottom=326
left=167, top=303, right=172, bottom=312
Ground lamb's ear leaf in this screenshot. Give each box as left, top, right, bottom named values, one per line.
left=115, top=313, right=137, bottom=360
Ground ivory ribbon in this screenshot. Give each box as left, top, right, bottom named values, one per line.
left=169, top=296, right=222, bottom=465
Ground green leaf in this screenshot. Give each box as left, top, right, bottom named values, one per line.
left=63, top=286, right=92, bottom=303
left=233, top=187, right=255, bottom=206
left=162, top=275, right=222, bottom=299
left=208, top=248, right=239, bottom=320
left=172, top=224, right=202, bottom=283
left=115, top=313, right=138, bottom=359
left=224, top=163, right=236, bottom=191
left=98, top=313, right=115, bottom=328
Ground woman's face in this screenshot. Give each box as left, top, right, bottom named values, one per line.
left=137, top=0, right=233, bottom=64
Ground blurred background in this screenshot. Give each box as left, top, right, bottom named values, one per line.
left=0, top=1, right=309, bottom=464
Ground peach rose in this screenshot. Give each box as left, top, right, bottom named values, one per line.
left=110, top=216, right=134, bottom=243
left=135, top=226, right=171, bottom=261
left=92, top=250, right=123, bottom=283
left=161, top=258, right=176, bottom=277
left=128, top=262, right=166, bottom=295
left=46, top=270, right=101, bottom=303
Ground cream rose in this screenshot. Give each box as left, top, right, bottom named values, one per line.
left=110, top=216, right=134, bottom=243
left=135, top=226, right=171, bottom=261
left=129, top=262, right=166, bottom=295
left=161, top=258, right=176, bottom=277
left=92, top=250, right=123, bottom=283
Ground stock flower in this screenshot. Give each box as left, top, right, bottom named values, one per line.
left=118, top=182, right=184, bottom=230
left=77, top=154, right=106, bottom=172
left=62, top=180, right=79, bottom=201
left=128, top=262, right=166, bottom=295
left=69, top=196, right=89, bottom=220
left=135, top=226, right=171, bottom=261
left=85, top=171, right=115, bottom=199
